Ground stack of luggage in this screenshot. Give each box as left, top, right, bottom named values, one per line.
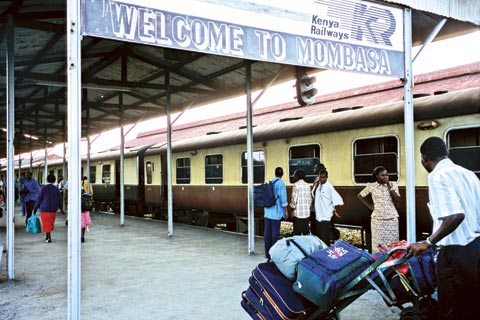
left=241, top=236, right=439, bottom=320
left=241, top=236, right=376, bottom=319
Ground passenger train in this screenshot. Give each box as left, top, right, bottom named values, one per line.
left=18, top=88, right=480, bottom=246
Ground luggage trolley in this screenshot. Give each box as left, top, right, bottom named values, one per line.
left=304, top=247, right=438, bottom=320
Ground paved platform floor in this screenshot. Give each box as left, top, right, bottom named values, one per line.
left=1, top=207, right=401, bottom=320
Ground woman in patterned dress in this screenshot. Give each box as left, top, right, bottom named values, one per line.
left=357, top=166, right=401, bottom=253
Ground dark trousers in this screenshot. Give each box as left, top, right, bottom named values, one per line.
left=25, top=200, right=36, bottom=224
left=264, top=218, right=281, bottom=258
left=293, top=216, right=310, bottom=235
left=436, top=236, right=480, bottom=320
left=316, top=220, right=332, bottom=246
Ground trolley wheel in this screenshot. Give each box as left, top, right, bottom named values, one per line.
left=400, top=306, right=422, bottom=320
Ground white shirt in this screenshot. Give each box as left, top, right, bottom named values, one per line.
left=427, top=158, right=480, bottom=246
left=314, top=181, right=343, bottom=222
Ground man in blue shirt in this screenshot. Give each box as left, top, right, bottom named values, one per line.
left=264, top=167, right=288, bottom=259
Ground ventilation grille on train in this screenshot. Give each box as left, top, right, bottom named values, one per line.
left=279, top=117, right=303, bottom=122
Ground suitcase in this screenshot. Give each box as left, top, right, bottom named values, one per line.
left=242, top=289, right=272, bottom=320
left=293, top=240, right=374, bottom=313
left=241, top=262, right=311, bottom=320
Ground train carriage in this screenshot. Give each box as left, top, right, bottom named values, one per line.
left=16, top=88, right=480, bottom=251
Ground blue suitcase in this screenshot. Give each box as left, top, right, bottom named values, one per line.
left=241, top=262, right=311, bottom=320
left=242, top=289, right=273, bottom=320
left=293, top=240, right=374, bottom=314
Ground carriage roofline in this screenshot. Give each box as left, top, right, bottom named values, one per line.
left=145, top=87, right=479, bottom=155
left=13, top=87, right=478, bottom=169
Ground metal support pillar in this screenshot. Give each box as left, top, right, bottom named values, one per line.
left=246, top=64, right=255, bottom=254
left=66, top=0, right=82, bottom=318
left=166, top=72, right=173, bottom=237
left=119, top=94, right=125, bottom=225
left=403, top=8, right=416, bottom=244
left=6, top=14, right=15, bottom=280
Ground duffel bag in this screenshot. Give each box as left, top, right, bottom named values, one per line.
left=293, top=240, right=374, bottom=313
left=377, top=248, right=437, bottom=305
left=269, top=235, right=326, bottom=281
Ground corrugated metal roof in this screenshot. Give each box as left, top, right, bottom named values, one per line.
left=383, top=0, right=480, bottom=25
left=0, top=1, right=478, bottom=158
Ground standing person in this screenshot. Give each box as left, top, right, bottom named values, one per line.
left=264, top=167, right=288, bottom=259
left=357, top=166, right=400, bottom=253
left=310, top=163, right=327, bottom=236
left=57, top=176, right=64, bottom=211
left=19, top=172, right=27, bottom=216
left=81, top=176, right=94, bottom=243
left=33, top=174, right=64, bottom=243
left=82, top=176, right=93, bottom=195
left=408, top=137, right=480, bottom=320
left=312, top=169, right=343, bottom=245
left=289, top=170, right=311, bottom=235
left=21, top=171, right=40, bottom=225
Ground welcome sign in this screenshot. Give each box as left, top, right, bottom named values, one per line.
left=83, top=0, right=405, bottom=77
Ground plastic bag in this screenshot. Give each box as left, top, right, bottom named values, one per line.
left=26, top=213, right=42, bottom=234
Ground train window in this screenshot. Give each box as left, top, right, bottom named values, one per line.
left=89, top=166, right=96, bottom=184
left=205, top=154, right=223, bottom=184
left=38, top=170, right=43, bottom=184
left=288, top=145, right=321, bottom=183
left=146, top=161, right=153, bottom=184
left=102, top=165, right=111, bottom=184
left=447, top=127, right=480, bottom=179
left=354, top=136, right=398, bottom=183
left=176, top=158, right=191, bottom=184
left=241, top=151, right=265, bottom=184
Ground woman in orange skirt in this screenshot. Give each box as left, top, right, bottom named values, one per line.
left=33, top=174, right=64, bottom=243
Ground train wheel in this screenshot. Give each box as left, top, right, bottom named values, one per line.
left=400, top=306, right=422, bottom=320
left=226, top=222, right=237, bottom=232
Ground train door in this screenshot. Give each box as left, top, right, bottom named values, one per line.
left=114, top=159, right=120, bottom=212
left=161, top=155, right=167, bottom=203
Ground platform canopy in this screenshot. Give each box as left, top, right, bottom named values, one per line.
left=0, top=0, right=478, bottom=158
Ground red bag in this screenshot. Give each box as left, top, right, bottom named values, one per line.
left=377, top=240, right=409, bottom=274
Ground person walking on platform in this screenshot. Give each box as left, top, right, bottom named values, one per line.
left=33, top=174, right=64, bottom=243
left=312, top=169, right=343, bottom=245
left=21, top=171, right=40, bottom=225
left=408, top=137, right=480, bottom=320
left=290, top=170, right=311, bottom=235
left=264, top=167, right=288, bottom=259
left=81, top=176, right=94, bottom=243
left=357, top=166, right=400, bottom=253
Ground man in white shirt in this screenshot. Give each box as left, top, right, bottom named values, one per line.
left=408, top=136, right=480, bottom=320
left=312, top=169, right=343, bottom=245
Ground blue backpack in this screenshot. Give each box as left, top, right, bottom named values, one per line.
left=253, top=179, right=278, bottom=208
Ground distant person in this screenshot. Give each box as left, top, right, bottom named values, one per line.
left=21, top=171, right=41, bottom=225
left=57, top=176, right=65, bottom=210
left=81, top=176, right=94, bottom=243
left=310, top=163, right=327, bottom=237
left=312, top=169, right=343, bottom=245
left=289, top=170, right=311, bottom=235
left=408, top=137, right=480, bottom=320
left=19, top=172, right=27, bottom=216
left=82, top=176, right=93, bottom=196
left=33, top=174, right=64, bottom=243
left=357, top=166, right=400, bottom=253
left=264, top=167, right=288, bottom=259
